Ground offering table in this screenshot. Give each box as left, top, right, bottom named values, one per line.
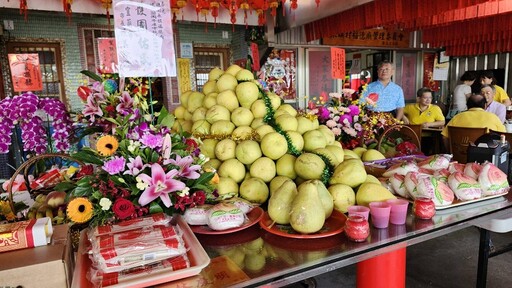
left=193, top=193, right=512, bottom=287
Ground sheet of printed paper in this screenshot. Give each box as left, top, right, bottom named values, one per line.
left=113, top=0, right=176, bottom=77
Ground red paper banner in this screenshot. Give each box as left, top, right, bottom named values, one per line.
left=331, top=47, right=345, bottom=80
left=97, top=38, right=118, bottom=74
left=8, top=53, right=43, bottom=92
left=250, top=42, right=260, bottom=72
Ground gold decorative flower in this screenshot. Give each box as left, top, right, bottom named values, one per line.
left=96, top=135, right=119, bottom=156
left=66, top=197, right=93, bottom=223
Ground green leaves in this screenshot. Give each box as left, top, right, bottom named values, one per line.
left=72, top=149, right=104, bottom=165
left=80, top=70, right=103, bottom=82
left=157, top=106, right=175, bottom=129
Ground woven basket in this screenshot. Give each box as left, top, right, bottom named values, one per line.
left=377, top=124, right=421, bottom=157
left=6, top=153, right=83, bottom=214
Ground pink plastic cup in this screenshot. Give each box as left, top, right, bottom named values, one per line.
left=369, top=201, right=391, bottom=229
left=347, top=205, right=370, bottom=220
left=386, top=199, right=410, bottom=225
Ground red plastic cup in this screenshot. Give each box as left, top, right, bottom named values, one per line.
left=347, top=205, right=371, bottom=220
left=369, top=201, right=391, bottom=229
left=386, top=199, right=409, bottom=225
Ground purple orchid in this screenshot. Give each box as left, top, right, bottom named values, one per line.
left=339, top=114, right=353, bottom=124
left=164, top=155, right=201, bottom=179
left=83, top=96, right=104, bottom=123
left=140, top=132, right=164, bottom=149
left=348, top=105, right=360, bottom=116
left=137, top=164, right=186, bottom=207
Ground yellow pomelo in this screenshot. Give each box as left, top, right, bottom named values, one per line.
left=250, top=117, right=265, bottom=129
left=180, top=90, right=192, bottom=108
left=231, top=107, right=254, bottom=127
left=303, top=130, right=327, bottom=152
left=255, top=124, right=275, bottom=139
left=235, top=68, right=255, bottom=81
left=225, top=64, right=243, bottom=77
left=313, top=148, right=339, bottom=166
left=328, top=184, right=355, bottom=213
left=215, top=139, right=236, bottom=161
left=236, top=81, right=259, bottom=108
left=183, top=110, right=192, bottom=121
left=203, top=159, right=221, bottom=171
left=294, top=153, right=325, bottom=180
left=329, top=159, right=367, bottom=188
left=232, top=126, right=254, bottom=139
left=326, top=145, right=344, bottom=164
left=191, top=120, right=211, bottom=134
left=202, top=80, right=218, bottom=95
left=235, top=140, right=262, bottom=165
left=365, top=174, right=381, bottom=184
left=203, top=93, right=218, bottom=109
left=276, top=104, right=298, bottom=117
left=250, top=157, right=276, bottom=182
left=191, top=107, right=207, bottom=122
left=276, top=114, right=298, bottom=131
left=276, top=154, right=297, bottom=179
left=362, top=149, right=386, bottom=162
left=173, top=105, right=186, bottom=119
left=317, top=125, right=335, bottom=145
left=296, top=116, right=317, bottom=135
left=352, top=147, right=368, bottom=158
left=217, top=177, right=239, bottom=197
left=205, top=105, right=231, bottom=124
left=356, top=183, right=396, bottom=207
left=217, top=73, right=238, bottom=92
left=210, top=120, right=235, bottom=135
left=217, top=90, right=239, bottom=112
left=269, top=176, right=293, bottom=196
left=261, top=132, right=288, bottom=160
left=240, top=178, right=269, bottom=204
left=218, top=159, right=246, bottom=183
left=287, top=131, right=304, bottom=152
left=187, top=91, right=206, bottom=113
left=208, top=67, right=224, bottom=81
left=343, top=149, right=360, bottom=160
left=199, top=139, right=218, bottom=159
left=251, top=99, right=267, bottom=118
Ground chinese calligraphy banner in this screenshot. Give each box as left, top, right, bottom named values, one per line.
left=331, top=47, right=345, bottom=80
left=177, top=58, right=191, bottom=95
left=113, top=0, right=176, bottom=77
left=97, top=38, right=118, bottom=74
left=322, top=29, right=410, bottom=48
left=308, top=50, right=333, bottom=100
left=8, top=53, right=43, bottom=92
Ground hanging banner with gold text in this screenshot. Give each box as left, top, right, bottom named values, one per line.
left=177, top=58, right=191, bottom=95
left=323, top=29, right=410, bottom=48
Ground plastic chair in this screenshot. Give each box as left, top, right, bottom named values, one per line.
left=447, top=126, right=487, bottom=163
left=472, top=209, right=512, bottom=288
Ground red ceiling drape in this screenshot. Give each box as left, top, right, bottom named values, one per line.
left=304, top=0, right=512, bottom=56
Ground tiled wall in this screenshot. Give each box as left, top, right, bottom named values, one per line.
left=1, top=10, right=250, bottom=111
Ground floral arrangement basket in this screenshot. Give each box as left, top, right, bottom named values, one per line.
left=377, top=124, right=422, bottom=158
left=3, top=153, right=83, bottom=222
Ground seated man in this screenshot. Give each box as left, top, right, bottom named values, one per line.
left=441, top=94, right=506, bottom=149
left=481, top=84, right=506, bottom=123
left=403, top=87, right=445, bottom=128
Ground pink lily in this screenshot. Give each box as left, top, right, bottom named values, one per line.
left=164, top=155, right=201, bottom=179
left=124, top=156, right=149, bottom=176
left=138, top=164, right=186, bottom=208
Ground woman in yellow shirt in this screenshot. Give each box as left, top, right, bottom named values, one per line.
left=480, top=70, right=511, bottom=106
left=403, top=87, right=445, bottom=128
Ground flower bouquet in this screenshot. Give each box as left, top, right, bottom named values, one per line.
left=309, top=89, right=399, bottom=149
left=60, top=72, right=216, bottom=227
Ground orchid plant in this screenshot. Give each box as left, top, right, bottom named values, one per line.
left=59, top=72, right=215, bottom=226
left=0, top=92, right=73, bottom=155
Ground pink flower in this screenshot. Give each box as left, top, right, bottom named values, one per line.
left=116, top=91, right=134, bottom=115
left=326, top=120, right=337, bottom=128
left=164, top=155, right=201, bottom=179
left=137, top=164, right=186, bottom=207
left=124, top=156, right=149, bottom=176
left=103, top=156, right=126, bottom=175
left=140, top=133, right=163, bottom=149
left=332, top=127, right=342, bottom=136
left=348, top=105, right=360, bottom=116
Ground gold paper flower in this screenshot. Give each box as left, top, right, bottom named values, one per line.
left=96, top=135, right=119, bottom=156
left=66, top=197, right=93, bottom=223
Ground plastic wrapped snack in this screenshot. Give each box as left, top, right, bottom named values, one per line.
left=207, top=202, right=246, bottom=231
left=183, top=204, right=213, bottom=225
left=447, top=172, right=483, bottom=201
left=222, top=197, right=258, bottom=214
left=91, top=225, right=182, bottom=251
left=90, top=237, right=187, bottom=273
left=88, top=255, right=190, bottom=287
left=433, top=169, right=451, bottom=183
left=478, top=163, right=510, bottom=196
left=406, top=173, right=454, bottom=206
left=389, top=173, right=408, bottom=198
left=464, top=162, right=483, bottom=179
left=417, top=154, right=451, bottom=171
left=448, top=162, right=466, bottom=174
left=91, top=213, right=172, bottom=237
left=382, top=161, right=419, bottom=177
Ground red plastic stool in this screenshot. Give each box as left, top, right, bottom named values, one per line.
left=356, top=248, right=406, bottom=288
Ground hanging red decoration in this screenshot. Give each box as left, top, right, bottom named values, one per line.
left=19, top=0, right=28, bottom=20
left=63, top=0, right=73, bottom=20
left=210, top=0, right=220, bottom=26
left=171, top=0, right=188, bottom=21
left=95, top=0, right=113, bottom=25
left=269, top=0, right=279, bottom=17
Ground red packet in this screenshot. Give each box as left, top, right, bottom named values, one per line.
left=0, top=217, right=53, bottom=253
left=30, top=168, right=64, bottom=190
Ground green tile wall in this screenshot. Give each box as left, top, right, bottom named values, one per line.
left=0, top=9, right=249, bottom=111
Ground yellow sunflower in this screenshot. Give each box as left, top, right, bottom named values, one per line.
left=96, top=135, right=119, bottom=156
left=66, top=197, right=94, bottom=224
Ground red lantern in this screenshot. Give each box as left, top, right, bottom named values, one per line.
left=63, top=0, right=73, bottom=19
left=19, top=0, right=28, bottom=20
left=269, top=0, right=279, bottom=17
left=210, top=0, right=220, bottom=25
left=171, top=0, right=187, bottom=21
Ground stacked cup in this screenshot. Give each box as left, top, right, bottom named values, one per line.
left=368, top=199, right=410, bottom=228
